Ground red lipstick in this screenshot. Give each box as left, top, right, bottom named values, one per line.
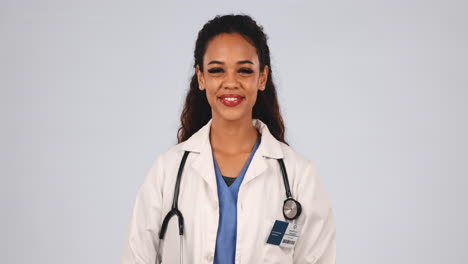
left=218, top=94, right=245, bottom=107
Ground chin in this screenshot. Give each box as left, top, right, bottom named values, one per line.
left=214, top=109, right=250, bottom=122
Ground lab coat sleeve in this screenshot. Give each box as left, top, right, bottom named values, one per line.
left=121, top=153, right=165, bottom=264
left=293, top=160, right=336, bottom=264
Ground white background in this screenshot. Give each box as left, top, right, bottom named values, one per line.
left=1, top=0, right=467, bottom=263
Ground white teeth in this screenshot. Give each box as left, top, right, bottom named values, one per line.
left=222, top=97, right=241, bottom=101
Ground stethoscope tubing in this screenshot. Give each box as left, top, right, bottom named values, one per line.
left=158, top=149, right=302, bottom=263
left=159, top=151, right=189, bottom=239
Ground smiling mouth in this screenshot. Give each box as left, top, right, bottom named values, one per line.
left=218, top=94, right=245, bottom=107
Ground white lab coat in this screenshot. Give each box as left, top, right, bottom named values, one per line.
left=121, top=118, right=336, bottom=264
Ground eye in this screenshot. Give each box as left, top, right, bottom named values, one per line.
left=208, top=68, right=223, bottom=74
left=239, top=68, right=254, bottom=74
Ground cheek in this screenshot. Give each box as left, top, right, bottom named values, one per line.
left=205, top=78, right=221, bottom=87
left=204, top=89, right=218, bottom=106
left=246, top=82, right=260, bottom=99
left=248, top=91, right=259, bottom=105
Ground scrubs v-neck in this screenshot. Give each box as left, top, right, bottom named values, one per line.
left=211, top=133, right=261, bottom=264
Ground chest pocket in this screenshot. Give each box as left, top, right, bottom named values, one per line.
left=261, top=219, right=294, bottom=263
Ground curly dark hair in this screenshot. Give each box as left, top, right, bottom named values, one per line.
left=177, top=13, right=288, bottom=145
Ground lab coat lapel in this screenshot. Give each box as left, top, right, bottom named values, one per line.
left=181, top=119, right=218, bottom=193
left=241, top=119, right=284, bottom=186
left=191, top=143, right=217, bottom=193
left=239, top=148, right=268, bottom=187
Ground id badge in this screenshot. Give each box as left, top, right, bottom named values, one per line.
left=266, top=220, right=302, bottom=248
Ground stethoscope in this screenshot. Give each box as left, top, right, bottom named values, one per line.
left=156, top=150, right=302, bottom=263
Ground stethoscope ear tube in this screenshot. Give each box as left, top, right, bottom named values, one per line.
left=277, top=159, right=292, bottom=198
left=173, top=151, right=190, bottom=209
left=159, top=151, right=190, bottom=240
left=159, top=208, right=185, bottom=239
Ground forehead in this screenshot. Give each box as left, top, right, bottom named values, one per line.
left=203, top=33, right=259, bottom=64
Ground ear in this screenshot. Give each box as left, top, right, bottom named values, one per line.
left=196, top=64, right=205, bottom=91
left=259, top=65, right=269, bottom=91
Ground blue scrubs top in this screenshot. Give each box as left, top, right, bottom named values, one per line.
left=212, top=133, right=261, bottom=264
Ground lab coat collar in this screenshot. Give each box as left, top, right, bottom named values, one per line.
left=180, top=118, right=284, bottom=191
left=180, top=118, right=284, bottom=159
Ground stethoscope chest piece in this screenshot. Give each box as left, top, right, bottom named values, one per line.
left=283, top=197, right=302, bottom=220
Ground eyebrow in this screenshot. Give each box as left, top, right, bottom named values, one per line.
left=207, top=60, right=254, bottom=65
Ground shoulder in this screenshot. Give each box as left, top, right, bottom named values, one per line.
left=278, top=142, right=319, bottom=177
left=143, top=143, right=186, bottom=183
left=158, top=143, right=186, bottom=162
left=277, top=142, right=328, bottom=200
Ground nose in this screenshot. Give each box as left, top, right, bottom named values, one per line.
left=222, top=69, right=240, bottom=89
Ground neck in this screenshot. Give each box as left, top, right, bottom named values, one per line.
left=209, top=115, right=259, bottom=155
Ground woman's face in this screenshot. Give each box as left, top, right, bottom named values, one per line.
left=196, top=33, right=269, bottom=122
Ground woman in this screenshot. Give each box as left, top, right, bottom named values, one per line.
left=121, top=14, right=336, bottom=264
